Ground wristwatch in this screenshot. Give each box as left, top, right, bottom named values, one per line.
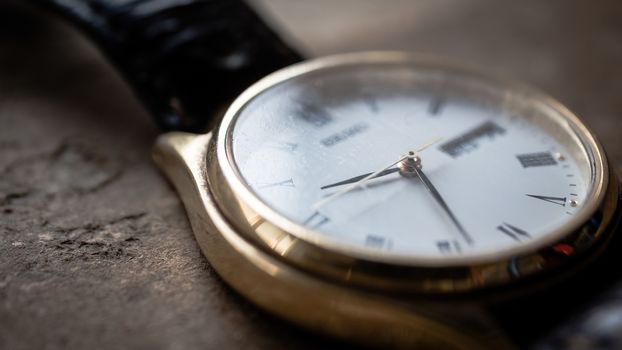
left=33, top=1, right=622, bottom=349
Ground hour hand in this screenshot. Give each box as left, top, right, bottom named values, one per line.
left=320, top=168, right=400, bottom=190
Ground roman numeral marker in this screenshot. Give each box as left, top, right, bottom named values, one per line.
left=526, top=194, right=567, bottom=207
left=303, top=212, right=330, bottom=229
left=363, top=96, right=379, bottom=113
left=257, top=178, right=295, bottom=189
left=296, top=102, right=333, bottom=127
left=365, top=235, right=393, bottom=250
left=266, top=141, right=298, bottom=152
left=436, top=240, right=462, bottom=254
left=516, top=152, right=558, bottom=168
left=497, top=223, right=531, bottom=241
left=428, top=96, right=445, bottom=116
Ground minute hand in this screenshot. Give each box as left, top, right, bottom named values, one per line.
left=411, top=165, right=474, bottom=245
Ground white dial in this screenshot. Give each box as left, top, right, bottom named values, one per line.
left=221, top=58, right=600, bottom=262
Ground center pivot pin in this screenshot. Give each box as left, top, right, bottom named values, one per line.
left=398, top=151, right=422, bottom=177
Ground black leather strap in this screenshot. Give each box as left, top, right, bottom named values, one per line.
left=33, top=0, right=303, bottom=132
left=488, top=192, right=622, bottom=348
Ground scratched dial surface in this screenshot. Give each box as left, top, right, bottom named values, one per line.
left=224, top=61, right=596, bottom=261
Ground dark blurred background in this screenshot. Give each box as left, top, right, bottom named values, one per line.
left=1, top=1, right=621, bottom=349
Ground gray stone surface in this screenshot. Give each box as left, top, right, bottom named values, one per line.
left=1, top=1, right=621, bottom=349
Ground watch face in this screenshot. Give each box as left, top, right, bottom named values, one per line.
left=218, top=53, right=606, bottom=265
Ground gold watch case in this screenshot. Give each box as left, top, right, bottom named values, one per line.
left=152, top=52, right=620, bottom=349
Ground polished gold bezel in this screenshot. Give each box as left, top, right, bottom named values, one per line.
left=209, top=52, right=616, bottom=292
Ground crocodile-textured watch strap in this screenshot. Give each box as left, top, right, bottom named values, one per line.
left=33, top=0, right=303, bottom=132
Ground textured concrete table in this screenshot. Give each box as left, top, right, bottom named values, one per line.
left=1, top=1, right=621, bottom=349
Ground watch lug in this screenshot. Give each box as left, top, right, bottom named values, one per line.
left=153, top=131, right=210, bottom=161
left=152, top=131, right=215, bottom=233
left=153, top=131, right=212, bottom=174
